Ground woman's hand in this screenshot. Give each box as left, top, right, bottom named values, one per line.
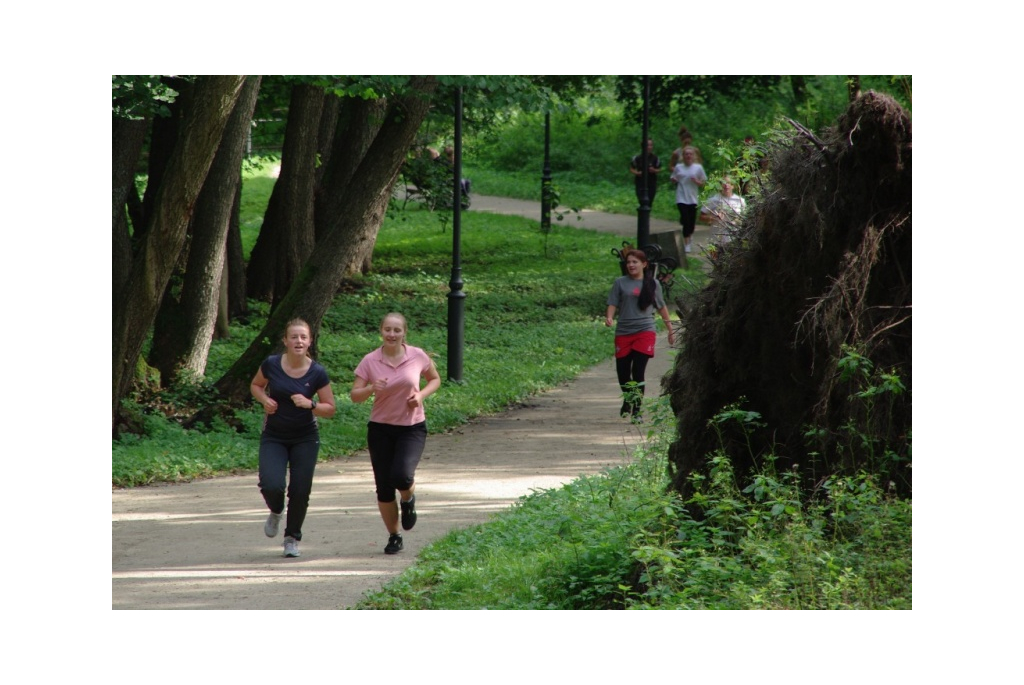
left=290, top=393, right=313, bottom=409
left=407, top=391, right=422, bottom=409
left=262, top=397, right=278, bottom=415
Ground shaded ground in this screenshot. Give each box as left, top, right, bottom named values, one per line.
left=112, top=198, right=695, bottom=610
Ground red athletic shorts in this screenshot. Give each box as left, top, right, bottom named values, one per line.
left=614, top=331, right=656, bottom=359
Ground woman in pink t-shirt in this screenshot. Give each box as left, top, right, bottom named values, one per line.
left=351, top=313, right=441, bottom=555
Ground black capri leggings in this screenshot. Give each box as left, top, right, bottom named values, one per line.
left=367, top=421, right=427, bottom=503
left=677, top=202, right=698, bottom=238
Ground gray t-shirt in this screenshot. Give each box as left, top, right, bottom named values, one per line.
left=607, top=276, right=665, bottom=335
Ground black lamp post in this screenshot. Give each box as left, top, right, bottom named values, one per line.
left=637, top=76, right=651, bottom=249
left=541, top=111, right=552, bottom=232
left=447, top=86, right=465, bottom=382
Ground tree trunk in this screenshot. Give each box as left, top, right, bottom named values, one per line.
left=314, top=92, right=341, bottom=189
left=214, top=77, right=438, bottom=405
left=216, top=249, right=231, bottom=339
left=246, top=83, right=325, bottom=306
left=790, top=75, right=807, bottom=106
left=112, top=115, right=148, bottom=296
left=149, top=76, right=262, bottom=384
left=225, top=182, right=248, bottom=320
left=113, top=75, right=247, bottom=433
left=138, top=78, right=190, bottom=242
left=314, top=95, right=387, bottom=242
left=848, top=75, right=861, bottom=102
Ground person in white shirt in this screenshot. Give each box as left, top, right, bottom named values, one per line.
left=700, top=177, right=746, bottom=245
left=669, top=146, right=707, bottom=253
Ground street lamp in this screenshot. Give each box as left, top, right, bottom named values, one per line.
left=447, top=86, right=465, bottom=382
left=541, top=111, right=552, bottom=233
left=637, top=76, right=651, bottom=249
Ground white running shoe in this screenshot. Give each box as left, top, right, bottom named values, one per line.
left=283, top=536, right=300, bottom=557
left=264, top=511, right=282, bottom=538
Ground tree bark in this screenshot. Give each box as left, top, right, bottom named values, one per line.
left=149, top=76, right=262, bottom=384
left=112, top=115, right=148, bottom=296
left=314, top=92, right=341, bottom=189
left=138, top=77, right=190, bottom=243
left=225, top=182, right=247, bottom=321
left=246, top=83, right=325, bottom=305
left=113, top=75, right=247, bottom=433
left=314, top=95, right=388, bottom=242
left=214, top=77, right=438, bottom=405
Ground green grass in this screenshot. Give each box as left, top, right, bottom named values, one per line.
left=113, top=197, right=702, bottom=488
left=357, top=399, right=912, bottom=610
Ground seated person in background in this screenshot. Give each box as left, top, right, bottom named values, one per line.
left=700, top=177, right=746, bottom=245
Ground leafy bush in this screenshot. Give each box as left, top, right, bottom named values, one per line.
left=356, top=399, right=912, bottom=610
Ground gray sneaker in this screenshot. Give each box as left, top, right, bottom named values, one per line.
left=264, top=511, right=283, bottom=538
left=283, top=536, right=300, bottom=558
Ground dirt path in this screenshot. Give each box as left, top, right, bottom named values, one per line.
left=112, top=198, right=694, bottom=610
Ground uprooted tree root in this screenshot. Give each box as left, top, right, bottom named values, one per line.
left=665, top=91, right=912, bottom=501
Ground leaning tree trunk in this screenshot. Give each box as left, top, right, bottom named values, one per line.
left=314, top=95, right=388, bottom=242
left=246, top=83, right=324, bottom=306
left=112, top=115, right=148, bottom=295
left=148, top=76, right=262, bottom=384
left=213, top=77, right=438, bottom=406
left=112, top=75, right=247, bottom=434
left=137, top=77, right=190, bottom=243
left=314, top=92, right=340, bottom=189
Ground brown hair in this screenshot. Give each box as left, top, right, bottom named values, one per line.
left=622, top=250, right=657, bottom=310
left=283, top=318, right=313, bottom=357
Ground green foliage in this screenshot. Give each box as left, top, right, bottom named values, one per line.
left=112, top=75, right=182, bottom=120
left=817, top=345, right=911, bottom=488
left=357, top=397, right=911, bottom=610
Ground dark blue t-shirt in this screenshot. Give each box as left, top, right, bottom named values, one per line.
left=260, top=355, right=330, bottom=435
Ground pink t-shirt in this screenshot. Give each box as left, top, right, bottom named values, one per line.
left=354, top=344, right=435, bottom=426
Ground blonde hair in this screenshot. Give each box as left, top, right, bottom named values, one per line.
left=381, top=312, right=408, bottom=339
left=284, top=318, right=311, bottom=337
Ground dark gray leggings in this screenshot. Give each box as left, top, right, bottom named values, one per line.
left=367, top=421, right=427, bottom=503
left=258, top=430, right=319, bottom=541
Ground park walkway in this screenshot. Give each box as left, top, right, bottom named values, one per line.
left=111, top=198, right=698, bottom=610
left=470, top=194, right=712, bottom=257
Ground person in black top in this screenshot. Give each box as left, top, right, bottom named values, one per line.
left=630, top=139, right=661, bottom=206
left=249, top=318, right=336, bottom=558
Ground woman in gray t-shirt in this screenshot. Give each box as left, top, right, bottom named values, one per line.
left=605, top=250, right=675, bottom=421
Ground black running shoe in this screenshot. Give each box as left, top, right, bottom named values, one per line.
left=384, top=533, right=404, bottom=555
left=400, top=495, right=418, bottom=531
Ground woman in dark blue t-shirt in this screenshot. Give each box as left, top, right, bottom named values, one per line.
left=249, top=319, right=336, bottom=558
